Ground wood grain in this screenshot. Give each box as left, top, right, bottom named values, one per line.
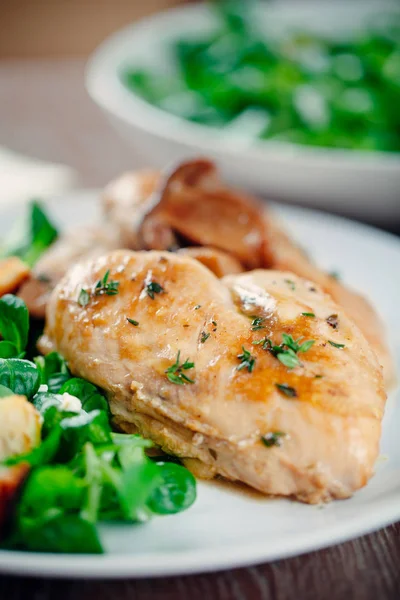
left=0, top=59, right=399, bottom=599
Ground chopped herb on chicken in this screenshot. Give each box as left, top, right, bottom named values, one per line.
left=127, top=318, right=139, bottom=326
left=165, top=351, right=195, bottom=385
left=261, top=432, right=286, bottom=447
left=94, top=270, right=119, bottom=296
left=145, top=281, right=165, bottom=299
left=78, top=289, right=90, bottom=307
left=275, top=383, right=297, bottom=397
left=253, top=333, right=314, bottom=369
left=251, top=316, right=266, bottom=331
left=237, top=346, right=256, bottom=373
left=328, top=340, right=345, bottom=349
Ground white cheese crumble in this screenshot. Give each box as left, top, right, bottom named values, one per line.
left=139, top=269, right=153, bottom=300
left=56, top=392, right=82, bottom=413
left=232, top=280, right=276, bottom=316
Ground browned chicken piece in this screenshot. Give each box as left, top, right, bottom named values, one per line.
left=41, top=250, right=386, bottom=503
left=177, top=247, right=243, bottom=277
left=102, top=160, right=393, bottom=386
left=18, top=226, right=121, bottom=318
left=264, top=218, right=396, bottom=388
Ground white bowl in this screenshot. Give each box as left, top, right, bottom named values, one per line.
left=86, top=0, right=400, bottom=223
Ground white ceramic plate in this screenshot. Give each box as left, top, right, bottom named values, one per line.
left=86, top=0, right=400, bottom=222
left=0, top=190, right=399, bottom=579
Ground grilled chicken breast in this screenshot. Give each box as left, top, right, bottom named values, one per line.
left=102, top=163, right=394, bottom=387
left=41, top=250, right=386, bottom=503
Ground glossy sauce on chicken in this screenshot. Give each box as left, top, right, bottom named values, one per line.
left=41, top=250, right=386, bottom=504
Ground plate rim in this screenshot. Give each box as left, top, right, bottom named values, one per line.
left=0, top=493, right=399, bottom=579
left=0, top=191, right=399, bottom=578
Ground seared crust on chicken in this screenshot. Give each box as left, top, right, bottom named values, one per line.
left=41, top=250, right=386, bottom=503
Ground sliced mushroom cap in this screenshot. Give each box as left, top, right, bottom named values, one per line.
left=178, top=247, right=243, bottom=278
left=138, top=159, right=269, bottom=269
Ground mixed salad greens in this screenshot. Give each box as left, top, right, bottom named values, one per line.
left=0, top=203, right=196, bottom=554
left=123, top=0, right=400, bottom=152
left=0, top=200, right=58, bottom=267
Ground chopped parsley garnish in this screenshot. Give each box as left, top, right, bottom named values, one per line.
left=275, top=383, right=297, bottom=397
left=326, top=314, right=339, bottom=329
left=282, top=334, right=315, bottom=354
left=194, top=304, right=201, bottom=310
left=285, top=279, right=296, bottom=291
left=78, top=289, right=90, bottom=307
left=200, top=331, right=210, bottom=343
left=278, top=352, right=300, bottom=369
left=315, top=374, right=323, bottom=379
left=328, top=340, right=345, bottom=349
left=302, top=312, right=315, bottom=318
left=78, top=271, right=120, bottom=306
left=94, top=270, right=119, bottom=296
left=253, top=333, right=314, bottom=369
left=251, top=316, right=265, bottom=331
left=212, top=320, right=217, bottom=327
left=165, top=351, right=195, bottom=385
left=145, top=280, right=165, bottom=299
left=237, top=346, right=256, bottom=373
left=261, top=431, right=286, bottom=447
left=127, top=318, right=139, bottom=326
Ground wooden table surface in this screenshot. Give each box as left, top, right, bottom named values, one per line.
left=0, top=59, right=399, bottom=599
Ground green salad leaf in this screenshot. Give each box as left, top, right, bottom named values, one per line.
left=34, top=352, right=71, bottom=392
left=17, top=514, right=103, bottom=554
left=32, top=391, right=112, bottom=461
left=0, top=200, right=58, bottom=267
left=0, top=294, right=197, bottom=554
left=60, top=378, right=109, bottom=413
left=0, top=358, right=40, bottom=398
left=0, top=294, right=29, bottom=356
left=15, top=464, right=103, bottom=554
left=122, top=0, right=400, bottom=152
left=0, top=383, right=13, bottom=397
left=0, top=341, right=19, bottom=359
left=148, top=462, right=197, bottom=515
